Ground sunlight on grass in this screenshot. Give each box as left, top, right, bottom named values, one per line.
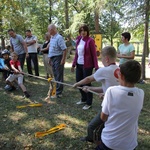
left=8, top=111, right=27, bottom=122
left=139, top=128, right=150, bottom=135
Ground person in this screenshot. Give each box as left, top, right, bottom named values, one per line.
left=71, top=24, right=99, bottom=110
left=95, top=60, right=144, bottom=150
left=73, top=46, right=119, bottom=143
left=48, top=24, right=67, bottom=98
left=8, top=29, right=28, bottom=70
left=25, top=30, right=39, bottom=76
left=6, top=52, right=30, bottom=98
left=117, top=32, right=135, bottom=65
left=40, top=32, right=53, bottom=78
left=0, top=49, right=11, bottom=80
left=66, top=37, right=73, bottom=59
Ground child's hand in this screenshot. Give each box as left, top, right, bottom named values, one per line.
left=82, top=86, right=89, bottom=92
left=72, top=83, right=78, bottom=88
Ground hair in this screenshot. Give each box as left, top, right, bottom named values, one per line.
left=25, top=29, right=31, bottom=33
left=101, top=46, right=117, bottom=59
left=11, top=52, right=18, bottom=57
left=8, top=29, right=15, bottom=32
left=79, top=24, right=89, bottom=36
left=48, top=24, right=57, bottom=30
left=121, top=32, right=131, bottom=41
left=120, top=60, right=141, bottom=83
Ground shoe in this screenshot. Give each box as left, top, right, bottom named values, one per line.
left=57, top=94, right=62, bottom=98
left=6, top=86, right=16, bottom=91
left=24, top=91, right=30, bottom=98
left=80, top=136, right=93, bottom=143
left=76, top=101, right=86, bottom=105
left=82, top=105, right=91, bottom=110
left=51, top=95, right=57, bottom=99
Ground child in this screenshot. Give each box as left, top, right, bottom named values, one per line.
left=1, top=49, right=11, bottom=80
left=6, top=52, right=30, bottom=98
left=95, top=60, right=144, bottom=150
left=73, top=46, right=119, bottom=143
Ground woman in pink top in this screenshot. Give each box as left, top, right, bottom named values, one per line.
left=71, top=24, right=99, bottom=110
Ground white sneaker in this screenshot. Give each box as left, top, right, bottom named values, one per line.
left=82, top=105, right=91, bottom=110
left=76, top=101, right=86, bottom=105
left=51, top=95, right=57, bottom=99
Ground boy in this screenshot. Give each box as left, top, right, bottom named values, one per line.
left=6, top=52, right=30, bottom=98
left=1, top=49, right=11, bottom=80
left=73, top=46, right=119, bottom=143
left=95, top=60, right=144, bottom=150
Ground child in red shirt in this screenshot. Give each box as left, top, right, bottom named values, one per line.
left=6, top=52, right=30, bottom=98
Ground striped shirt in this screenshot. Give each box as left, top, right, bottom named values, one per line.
left=48, top=33, right=67, bottom=58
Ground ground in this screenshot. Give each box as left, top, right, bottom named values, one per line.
left=0, top=55, right=150, bottom=150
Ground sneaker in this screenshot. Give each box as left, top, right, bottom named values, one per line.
left=80, top=136, right=93, bottom=143
left=76, top=101, right=86, bottom=105
left=82, top=105, right=91, bottom=110
left=57, top=94, right=62, bottom=98
left=24, top=91, right=30, bottom=98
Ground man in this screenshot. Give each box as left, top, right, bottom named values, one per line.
left=117, top=32, right=135, bottom=65
left=25, top=30, right=39, bottom=76
left=8, top=29, right=28, bottom=70
left=48, top=24, right=67, bottom=98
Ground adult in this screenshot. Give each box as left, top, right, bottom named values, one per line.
left=117, top=32, right=135, bottom=65
left=40, top=32, right=53, bottom=78
left=8, top=29, right=28, bottom=70
left=25, top=30, right=39, bottom=76
left=48, top=24, right=67, bottom=98
left=71, top=24, right=99, bottom=110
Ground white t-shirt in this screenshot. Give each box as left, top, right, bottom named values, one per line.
left=93, top=64, right=119, bottom=93
left=25, top=35, right=37, bottom=53
left=77, top=39, right=85, bottom=65
left=101, top=86, right=144, bottom=150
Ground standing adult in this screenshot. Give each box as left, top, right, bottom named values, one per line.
left=48, top=24, right=67, bottom=98
left=117, top=32, right=135, bottom=65
left=41, top=32, right=53, bottom=78
left=8, top=29, right=28, bottom=70
left=25, top=30, right=39, bottom=76
left=71, top=24, right=99, bottom=110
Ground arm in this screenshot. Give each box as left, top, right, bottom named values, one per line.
left=61, top=49, right=67, bottom=65
left=11, top=64, right=19, bottom=73
left=26, top=39, right=36, bottom=46
left=73, top=75, right=95, bottom=87
left=41, top=43, right=49, bottom=52
left=117, top=51, right=135, bottom=59
left=101, top=112, right=108, bottom=122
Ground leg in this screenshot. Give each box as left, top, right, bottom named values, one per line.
left=31, top=53, right=39, bottom=76
left=18, top=53, right=26, bottom=70
left=26, top=54, right=33, bottom=75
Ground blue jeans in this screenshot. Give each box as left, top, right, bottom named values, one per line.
left=26, top=53, right=39, bottom=76
left=51, top=55, right=64, bottom=95
left=76, top=64, right=93, bottom=105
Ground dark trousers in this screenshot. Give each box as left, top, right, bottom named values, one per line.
left=18, top=53, right=26, bottom=70
left=76, top=64, right=93, bottom=105
left=26, top=53, right=39, bottom=76
left=51, top=55, right=64, bottom=95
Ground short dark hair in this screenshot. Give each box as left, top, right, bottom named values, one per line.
left=26, top=29, right=31, bottom=33
left=121, top=32, right=131, bottom=41
left=79, top=24, right=89, bottom=36
left=8, top=29, right=15, bottom=32
left=120, top=60, right=141, bottom=83
left=101, top=46, right=116, bottom=59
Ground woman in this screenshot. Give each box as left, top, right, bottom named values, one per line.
left=41, top=33, right=53, bottom=78
left=71, top=24, right=99, bottom=110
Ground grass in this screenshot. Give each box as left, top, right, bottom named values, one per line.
left=0, top=55, right=150, bottom=150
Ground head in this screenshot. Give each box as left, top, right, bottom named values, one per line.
left=8, top=29, right=16, bottom=38
left=79, top=24, right=89, bottom=37
left=121, top=32, right=131, bottom=42
left=101, top=46, right=117, bottom=66
left=119, top=60, right=141, bottom=84
left=44, top=32, right=50, bottom=40
left=25, top=30, right=32, bottom=37
left=11, top=52, right=18, bottom=61
left=1, top=49, right=10, bottom=60
left=48, top=24, right=57, bottom=36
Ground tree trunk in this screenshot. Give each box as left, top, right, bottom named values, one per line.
left=94, top=10, right=100, bottom=33
left=141, top=0, right=149, bottom=80
left=49, top=0, right=52, bottom=23
left=65, top=0, right=69, bottom=29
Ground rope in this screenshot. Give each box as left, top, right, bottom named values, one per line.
left=22, top=72, right=99, bottom=96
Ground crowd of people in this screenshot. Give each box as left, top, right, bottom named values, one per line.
left=0, top=24, right=145, bottom=150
